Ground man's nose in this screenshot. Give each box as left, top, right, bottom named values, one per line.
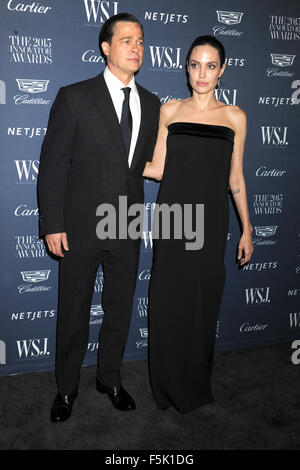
left=131, top=42, right=139, bottom=53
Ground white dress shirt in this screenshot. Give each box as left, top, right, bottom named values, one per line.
left=103, top=66, right=141, bottom=167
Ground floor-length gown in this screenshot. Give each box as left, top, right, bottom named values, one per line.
left=149, top=122, right=234, bottom=414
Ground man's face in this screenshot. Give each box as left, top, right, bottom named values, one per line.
left=102, top=21, right=144, bottom=78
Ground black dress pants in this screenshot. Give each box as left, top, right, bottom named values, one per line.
left=55, top=239, right=140, bottom=395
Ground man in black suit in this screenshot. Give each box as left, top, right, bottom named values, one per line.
left=38, top=13, right=160, bottom=423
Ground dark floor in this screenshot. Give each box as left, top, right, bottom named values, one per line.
left=0, top=342, right=299, bottom=450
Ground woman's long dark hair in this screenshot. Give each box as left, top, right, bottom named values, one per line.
left=186, top=35, right=225, bottom=67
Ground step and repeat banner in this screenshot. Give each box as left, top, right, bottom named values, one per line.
left=0, top=0, right=299, bottom=375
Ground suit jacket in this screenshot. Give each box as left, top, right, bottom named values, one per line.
left=37, top=73, right=160, bottom=253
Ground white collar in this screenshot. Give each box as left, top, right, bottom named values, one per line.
left=104, top=66, right=137, bottom=94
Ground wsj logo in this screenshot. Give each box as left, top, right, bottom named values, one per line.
left=83, top=0, right=118, bottom=25
left=261, top=126, right=288, bottom=146
left=215, top=88, right=238, bottom=105
left=0, top=80, right=6, bottom=104
left=16, top=338, right=50, bottom=358
left=245, top=287, right=271, bottom=305
left=142, top=231, right=153, bottom=250
left=148, top=46, right=183, bottom=71
left=0, top=340, right=6, bottom=365
left=15, top=160, right=39, bottom=183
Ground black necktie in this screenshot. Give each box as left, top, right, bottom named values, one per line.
left=120, top=87, right=132, bottom=157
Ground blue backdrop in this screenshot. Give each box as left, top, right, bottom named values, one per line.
left=0, top=0, right=300, bottom=375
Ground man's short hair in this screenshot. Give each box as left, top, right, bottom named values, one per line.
left=99, top=13, right=144, bottom=62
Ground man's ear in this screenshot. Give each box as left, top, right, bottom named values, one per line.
left=101, top=41, right=110, bottom=58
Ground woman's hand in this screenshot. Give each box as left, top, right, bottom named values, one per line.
left=237, top=228, right=254, bottom=266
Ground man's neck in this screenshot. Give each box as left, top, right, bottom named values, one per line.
left=106, top=64, right=134, bottom=86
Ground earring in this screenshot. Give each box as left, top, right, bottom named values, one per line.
left=217, top=77, right=221, bottom=87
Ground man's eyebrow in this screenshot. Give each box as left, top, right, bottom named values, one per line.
left=119, top=36, right=144, bottom=40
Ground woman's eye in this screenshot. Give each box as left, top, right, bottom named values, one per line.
left=208, top=64, right=216, bottom=69
left=190, top=63, right=198, bottom=68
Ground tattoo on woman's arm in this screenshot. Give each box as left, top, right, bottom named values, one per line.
left=232, top=188, right=240, bottom=195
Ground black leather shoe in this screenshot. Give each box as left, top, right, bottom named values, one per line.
left=50, top=389, right=78, bottom=423
left=96, top=380, right=136, bottom=411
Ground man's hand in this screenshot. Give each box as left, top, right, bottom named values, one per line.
left=45, top=232, right=69, bottom=257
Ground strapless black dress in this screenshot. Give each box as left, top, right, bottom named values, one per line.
left=148, top=122, right=234, bottom=414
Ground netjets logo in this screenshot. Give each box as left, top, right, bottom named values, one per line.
left=16, top=338, right=50, bottom=359
left=148, top=46, right=183, bottom=71
left=267, top=54, right=295, bottom=78
left=261, top=126, right=288, bottom=146
left=245, top=287, right=271, bottom=305
left=136, top=328, right=148, bottom=349
left=216, top=10, right=243, bottom=25
left=0, top=80, right=6, bottom=104
left=254, top=226, right=278, bottom=237
left=20, top=270, right=50, bottom=282
left=213, top=11, right=243, bottom=37
left=83, top=0, right=118, bottom=25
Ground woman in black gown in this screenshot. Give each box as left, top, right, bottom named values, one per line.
left=143, top=36, right=254, bottom=414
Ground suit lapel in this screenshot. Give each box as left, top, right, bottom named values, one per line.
left=129, top=84, right=148, bottom=173
left=92, top=73, right=128, bottom=167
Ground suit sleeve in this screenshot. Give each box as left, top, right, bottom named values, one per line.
left=37, top=87, right=76, bottom=236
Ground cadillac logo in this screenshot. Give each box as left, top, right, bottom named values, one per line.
left=20, top=270, right=50, bottom=282
left=90, top=304, right=104, bottom=316
left=16, top=78, right=49, bottom=93
left=254, top=226, right=278, bottom=237
left=216, top=11, right=243, bottom=25
left=139, top=328, right=148, bottom=338
left=270, top=54, right=295, bottom=67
